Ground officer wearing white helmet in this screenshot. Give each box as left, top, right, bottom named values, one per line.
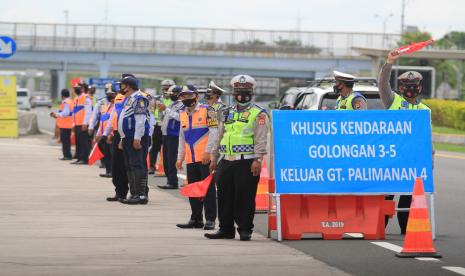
left=205, top=81, right=226, bottom=112
left=205, top=75, right=269, bottom=241
left=333, top=71, right=367, bottom=110
left=378, top=49, right=432, bottom=234
left=149, top=79, right=176, bottom=175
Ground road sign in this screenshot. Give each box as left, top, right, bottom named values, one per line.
left=0, top=75, right=18, bottom=137
left=0, top=36, right=17, bottom=59
left=0, top=106, right=17, bottom=120
left=0, top=76, right=17, bottom=106
left=272, top=110, right=434, bottom=194
left=89, top=78, right=116, bottom=89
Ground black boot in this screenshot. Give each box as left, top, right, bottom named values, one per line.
left=238, top=231, right=252, bottom=241
left=204, top=220, right=215, bottom=230
left=176, top=220, right=204, bottom=229
left=204, top=230, right=235, bottom=239
left=106, top=194, right=122, bottom=202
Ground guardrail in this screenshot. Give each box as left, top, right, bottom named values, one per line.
left=0, top=21, right=401, bottom=58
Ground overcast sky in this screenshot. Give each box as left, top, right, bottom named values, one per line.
left=1, top=0, right=463, bottom=39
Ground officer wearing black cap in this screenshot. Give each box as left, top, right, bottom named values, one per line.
left=333, top=71, right=367, bottom=110
left=117, top=75, right=151, bottom=204
left=378, top=49, right=432, bottom=234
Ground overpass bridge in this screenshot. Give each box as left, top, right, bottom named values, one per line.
left=0, top=21, right=400, bottom=97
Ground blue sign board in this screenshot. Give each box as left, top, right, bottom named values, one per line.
left=89, top=78, right=116, bottom=89
left=0, top=36, right=17, bottom=59
left=272, top=110, right=433, bottom=194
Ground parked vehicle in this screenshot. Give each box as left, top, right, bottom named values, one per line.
left=30, top=92, right=52, bottom=108
left=17, top=88, right=31, bottom=111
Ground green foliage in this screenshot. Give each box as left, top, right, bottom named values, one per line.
left=238, top=39, right=266, bottom=47
left=423, top=99, right=465, bottom=130
left=436, top=31, right=465, bottom=50
left=275, top=37, right=302, bottom=48
left=434, top=143, right=465, bottom=153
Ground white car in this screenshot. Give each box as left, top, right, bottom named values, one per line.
left=17, top=88, right=32, bottom=111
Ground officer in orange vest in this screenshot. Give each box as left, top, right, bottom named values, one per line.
left=175, top=86, right=219, bottom=230
left=71, top=83, right=93, bottom=165
left=95, top=87, right=116, bottom=178
left=50, top=89, right=75, bottom=160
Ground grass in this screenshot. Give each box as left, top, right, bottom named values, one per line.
left=434, top=143, right=465, bottom=154
left=432, top=125, right=465, bottom=135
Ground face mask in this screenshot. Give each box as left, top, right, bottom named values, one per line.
left=182, top=98, right=196, bottom=107
left=333, top=83, right=343, bottom=94
left=400, top=84, right=421, bottom=99
left=204, top=93, right=212, bottom=100
left=106, top=94, right=115, bottom=101
left=170, top=95, right=178, bottom=101
left=233, top=91, right=252, bottom=104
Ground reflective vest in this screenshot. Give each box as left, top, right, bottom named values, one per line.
left=154, top=98, right=173, bottom=123
left=98, top=102, right=114, bottom=136
left=111, top=94, right=127, bottom=132
left=73, top=93, right=90, bottom=126
left=57, top=98, right=74, bottom=129
left=336, top=92, right=365, bottom=110
left=119, top=92, right=151, bottom=138
left=389, top=93, right=430, bottom=110
left=180, top=105, right=209, bottom=164
left=210, top=101, right=226, bottom=112
left=220, top=105, right=263, bottom=155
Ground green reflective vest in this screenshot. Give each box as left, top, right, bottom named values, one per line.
left=389, top=93, right=430, bottom=110
left=211, top=102, right=225, bottom=112
left=220, top=105, right=263, bottom=155
left=336, top=92, right=365, bottom=110
left=154, top=98, right=173, bottom=123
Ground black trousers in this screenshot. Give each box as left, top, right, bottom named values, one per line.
left=186, top=162, right=217, bottom=222
left=111, top=131, right=128, bottom=198
left=60, top=128, right=72, bottom=158
left=122, top=135, right=150, bottom=197
left=216, top=158, right=259, bottom=234
left=75, top=126, right=91, bottom=162
left=73, top=126, right=82, bottom=160
left=98, top=138, right=112, bottom=174
left=149, top=125, right=163, bottom=169
left=162, top=135, right=179, bottom=187
left=385, top=195, right=412, bottom=233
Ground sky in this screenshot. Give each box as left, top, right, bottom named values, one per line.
left=0, top=0, right=464, bottom=39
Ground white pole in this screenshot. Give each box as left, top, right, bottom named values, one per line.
left=431, top=193, right=436, bottom=240
left=276, top=194, right=282, bottom=242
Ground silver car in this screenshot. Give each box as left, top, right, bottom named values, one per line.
left=30, top=92, right=52, bottom=108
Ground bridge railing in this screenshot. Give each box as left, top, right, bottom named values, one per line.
left=0, top=21, right=401, bottom=57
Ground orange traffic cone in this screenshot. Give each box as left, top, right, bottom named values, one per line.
left=155, top=149, right=165, bottom=177
left=255, top=158, right=269, bottom=212
left=396, top=177, right=441, bottom=258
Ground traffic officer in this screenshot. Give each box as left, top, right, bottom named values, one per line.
left=175, top=86, right=219, bottom=230
left=103, top=75, right=132, bottom=202
left=50, top=88, right=74, bottom=160
left=378, top=49, right=432, bottom=234
left=149, top=79, right=175, bottom=174
left=205, top=75, right=269, bottom=241
left=117, top=75, right=151, bottom=204
left=205, top=81, right=227, bottom=112
left=71, top=83, right=93, bottom=164
left=333, top=71, right=367, bottom=110
left=94, top=86, right=116, bottom=178
left=157, top=85, right=184, bottom=189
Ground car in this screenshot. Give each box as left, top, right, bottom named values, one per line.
left=30, top=92, right=52, bottom=108
left=270, top=78, right=384, bottom=111
left=16, top=88, right=32, bottom=111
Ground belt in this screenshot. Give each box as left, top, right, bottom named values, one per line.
left=221, top=154, right=256, bottom=161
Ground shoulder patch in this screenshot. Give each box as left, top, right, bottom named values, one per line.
left=257, top=112, right=267, bottom=125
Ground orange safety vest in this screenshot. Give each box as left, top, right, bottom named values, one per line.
left=111, top=94, right=127, bottom=132
left=180, top=106, right=209, bottom=164
left=56, top=98, right=74, bottom=129
left=98, top=102, right=114, bottom=136
left=73, top=93, right=90, bottom=126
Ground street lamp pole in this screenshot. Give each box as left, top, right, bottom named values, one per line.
left=375, top=13, right=394, bottom=49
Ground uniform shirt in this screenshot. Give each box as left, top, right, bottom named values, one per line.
left=55, top=98, right=72, bottom=118
left=211, top=103, right=269, bottom=163
left=177, top=103, right=219, bottom=161
left=89, top=97, right=108, bottom=130
left=83, top=94, right=93, bottom=125
left=161, top=100, right=184, bottom=136
left=117, top=90, right=150, bottom=140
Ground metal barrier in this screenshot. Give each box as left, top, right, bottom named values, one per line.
left=0, top=21, right=401, bottom=57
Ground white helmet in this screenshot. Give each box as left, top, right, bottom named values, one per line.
left=208, top=81, right=226, bottom=95
left=230, top=75, right=256, bottom=91
left=161, top=79, right=175, bottom=87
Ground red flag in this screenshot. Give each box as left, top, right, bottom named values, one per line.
left=397, top=39, right=434, bottom=55
left=88, top=143, right=104, bottom=166
left=180, top=174, right=213, bottom=198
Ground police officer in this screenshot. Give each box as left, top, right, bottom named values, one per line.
left=333, top=71, right=367, bottom=110
left=149, top=79, right=175, bottom=174
left=103, top=75, right=133, bottom=202
left=205, top=81, right=227, bottom=112
left=71, top=83, right=93, bottom=164
left=175, top=86, right=219, bottom=230
left=205, top=75, right=269, bottom=241
left=157, top=85, right=184, bottom=189
left=378, top=49, right=432, bottom=234
left=50, top=89, right=74, bottom=160
left=117, top=75, right=151, bottom=204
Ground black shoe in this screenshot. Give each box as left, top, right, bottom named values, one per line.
left=204, top=230, right=235, bottom=239
left=177, top=220, right=204, bottom=229
left=99, top=173, right=112, bottom=178
left=157, top=184, right=178, bottom=189
left=76, top=160, right=88, bottom=165
left=148, top=169, right=155, bottom=175
left=204, top=220, right=215, bottom=230
left=239, top=232, right=252, bottom=241
left=70, top=160, right=81, bottom=164
left=106, top=195, right=122, bottom=202
left=59, top=157, right=72, bottom=161
left=120, top=196, right=148, bottom=205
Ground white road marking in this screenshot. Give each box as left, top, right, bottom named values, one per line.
left=370, top=242, right=402, bottom=253
left=416, top=257, right=441, bottom=262
left=443, top=267, right=465, bottom=276
left=345, top=233, right=363, bottom=238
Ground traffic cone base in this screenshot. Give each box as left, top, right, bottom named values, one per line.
left=396, top=252, right=442, bottom=258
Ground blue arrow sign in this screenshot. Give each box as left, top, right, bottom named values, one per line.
left=0, top=36, right=17, bottom=59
